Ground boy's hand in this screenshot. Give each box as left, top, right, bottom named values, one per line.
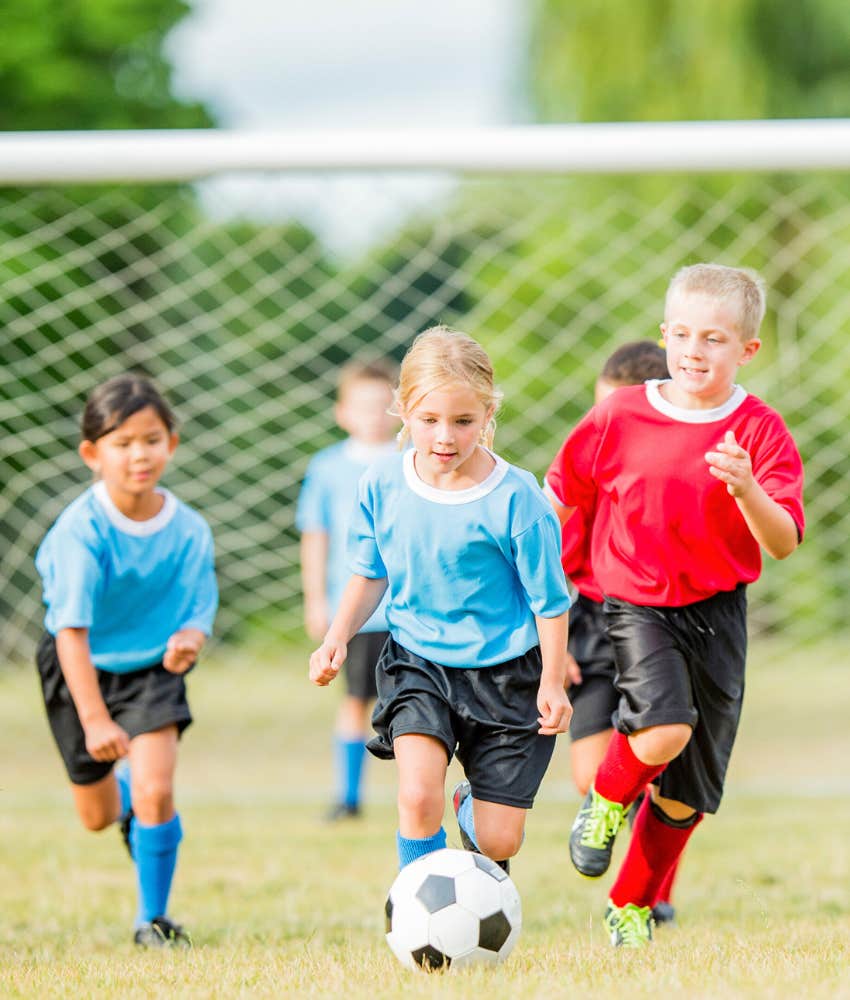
left=163, top=628, right=205, bottom=674
left=565, top=650, right=582, bottom=687
left=705, top=431, right=755, bottom=498
left=536, top=681, right=573, bottom=735
left=309, top=640, right=347, bottom=686
left=83, top=714, right=130, bottom=761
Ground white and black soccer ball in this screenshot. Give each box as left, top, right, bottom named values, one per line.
left=385, top=847, right=521, bottom=970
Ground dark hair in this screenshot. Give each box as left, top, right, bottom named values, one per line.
left=601, top=341, right=668, bottom=386
left=81, top=374, right=175, bottom=442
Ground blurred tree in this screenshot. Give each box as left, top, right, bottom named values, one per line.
left=0, top=0, right=212, bottom=129
left=529, top=0, right=850, bottom=121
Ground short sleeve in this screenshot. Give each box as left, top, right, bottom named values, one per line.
left=180, top=523, right=219, bottom=635
left=511, top=510, right=571, bottom=618
left=295, top=455, right=332, bottom=533
left=347, top=477, right=387, bottom=579
left=752, top=417, right=806, bottom=542
left=545, top=407, right=602, bottom=515
left=36, top=525, right=102, bottom=631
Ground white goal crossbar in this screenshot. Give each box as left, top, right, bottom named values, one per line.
left=2, top=119, right=850, bottom=183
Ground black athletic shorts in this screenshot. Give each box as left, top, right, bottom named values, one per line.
left=344, top=630, right=387, bottom=701
left=604, top=585, right=748, bottom=814
left=567, top=593, right=619, bottom=742
left=368, top=637, right=556, bottom=810
left=36, top=632, right=193, bottom=786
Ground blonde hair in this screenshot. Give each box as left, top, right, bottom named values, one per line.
left=665, top=263, right=767, bottom=340
left=394, top=326, right=503, bottom=449
left=336, top=358, right=397, bottom=401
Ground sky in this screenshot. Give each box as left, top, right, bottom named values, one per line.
left=166, top=0, right=527, bottom=251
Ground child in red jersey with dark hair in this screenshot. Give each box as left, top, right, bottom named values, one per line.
left=546, top=263, right=804, bottom=947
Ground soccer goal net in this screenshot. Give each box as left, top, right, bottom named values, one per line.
left=2, top=124, right=848, bottom=660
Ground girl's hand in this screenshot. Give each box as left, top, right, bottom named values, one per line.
left=84, top=715, right=130, bottom=761
left=163, top=628, right=205, bottom=674
left=537, top=682, right=573, bottom=735
left=309, top=641, right=347, bottom=686
left=705, top=431, right=755, bottom=498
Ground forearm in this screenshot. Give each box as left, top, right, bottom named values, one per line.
left=535, top=611, right=570, bottom=687
left=55, top=628, right=110, bottom=725
left=300, top=532, right=329, bottom=603
left=325, top=575, right=388, bottom=643
left=736, top=483, right=799, bottom=559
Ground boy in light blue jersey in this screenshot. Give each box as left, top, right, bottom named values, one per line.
left=310, top=328, right=573, bottom=873
left=35, top=374, right=217, bottom=948
left=297, top=360, right=398, bottom=820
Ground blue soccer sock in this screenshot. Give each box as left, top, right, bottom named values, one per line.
left=130, top=813, right=183, bottom=924
left=456, top=790, right=479, bottom=850
left=396, top=827, right=447, bottom=869
left=336, top=736, right=367, bottom=809
left=114, top=760, right=132, bottom=820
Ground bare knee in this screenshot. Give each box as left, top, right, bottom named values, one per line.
left=132, top=776, right=175, bottom=825
left=397, top=781, right=443, bottom=830
left=76, top=801, right=117, bottom=831
left=476, top=827, right=524, bottom=860
left=631, top=724, right=692, bottom=765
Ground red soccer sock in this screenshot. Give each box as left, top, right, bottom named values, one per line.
left=594, top=731, right=666, bottom=807
left=653, top=851, right=682, bottom=906
left=609, top=795, right=703, bottom=909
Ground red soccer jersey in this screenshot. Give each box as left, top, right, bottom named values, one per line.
left=546, top=381, right=805, bottom=607
left=552, top=499, right=604, bottom=603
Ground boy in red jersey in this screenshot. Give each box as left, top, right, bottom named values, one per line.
left=546, top=264, right=804, bottom=947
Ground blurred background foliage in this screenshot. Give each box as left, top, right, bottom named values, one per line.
left=2, top=0, right=850, bottom=653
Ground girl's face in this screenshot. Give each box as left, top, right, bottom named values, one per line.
left=79, top=405, right=178, bottom=515
left=403, top=383, right=494, bottom=488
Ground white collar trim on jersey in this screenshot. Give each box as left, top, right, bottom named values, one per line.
left=92, top=481, right=178, bottom=536
left=343, top=438, right=397, bottom=464
left=645, top=379, right=748, bottom=423
left=403, top=447, right=509, bottom=505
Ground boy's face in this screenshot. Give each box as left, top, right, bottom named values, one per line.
left=660, top=291, right=760, bottom=410
left=335, top=378, right=398, bottom=444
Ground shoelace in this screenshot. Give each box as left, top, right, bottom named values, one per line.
left=580, top=796, right=624, bottom=848
left=611, top=906, right=651, bottom=947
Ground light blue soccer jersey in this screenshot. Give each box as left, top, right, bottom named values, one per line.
left=349, top=450, right=570, bottom=667
left=295, top=438, right=395, bottom=632
left=36, top=481, right=218, bottom=673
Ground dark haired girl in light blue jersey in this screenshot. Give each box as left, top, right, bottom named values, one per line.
left=35, top=374, right=217, bottom=948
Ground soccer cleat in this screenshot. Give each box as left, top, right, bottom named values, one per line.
left=451, top=780, right=510, bottom=874
left=569, top=786, right=627, bottom=877
left=651, top=901, right=677, bottom=926
left=324, top=802, right=361, bottom=822
left=119, top=808, right=134, bottom=859
left=134, top=916, right=192, bottom=949
left=604, top=901, right=654, bottom=948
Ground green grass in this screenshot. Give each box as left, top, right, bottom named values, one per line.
left=1, top=638, right=849, bottom=998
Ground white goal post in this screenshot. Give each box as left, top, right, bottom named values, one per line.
left=2, top=120, right=850, bottom=182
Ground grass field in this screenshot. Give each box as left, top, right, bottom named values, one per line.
left=1, top=636, right=849, bottom=998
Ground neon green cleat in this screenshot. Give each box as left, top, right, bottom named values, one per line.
left=604, top=901, right=654, bottom=948
left=569, top=787, right=627, bottom=877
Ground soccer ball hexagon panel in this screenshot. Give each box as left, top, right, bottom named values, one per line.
left=385, top=848, right=522, bottom=970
